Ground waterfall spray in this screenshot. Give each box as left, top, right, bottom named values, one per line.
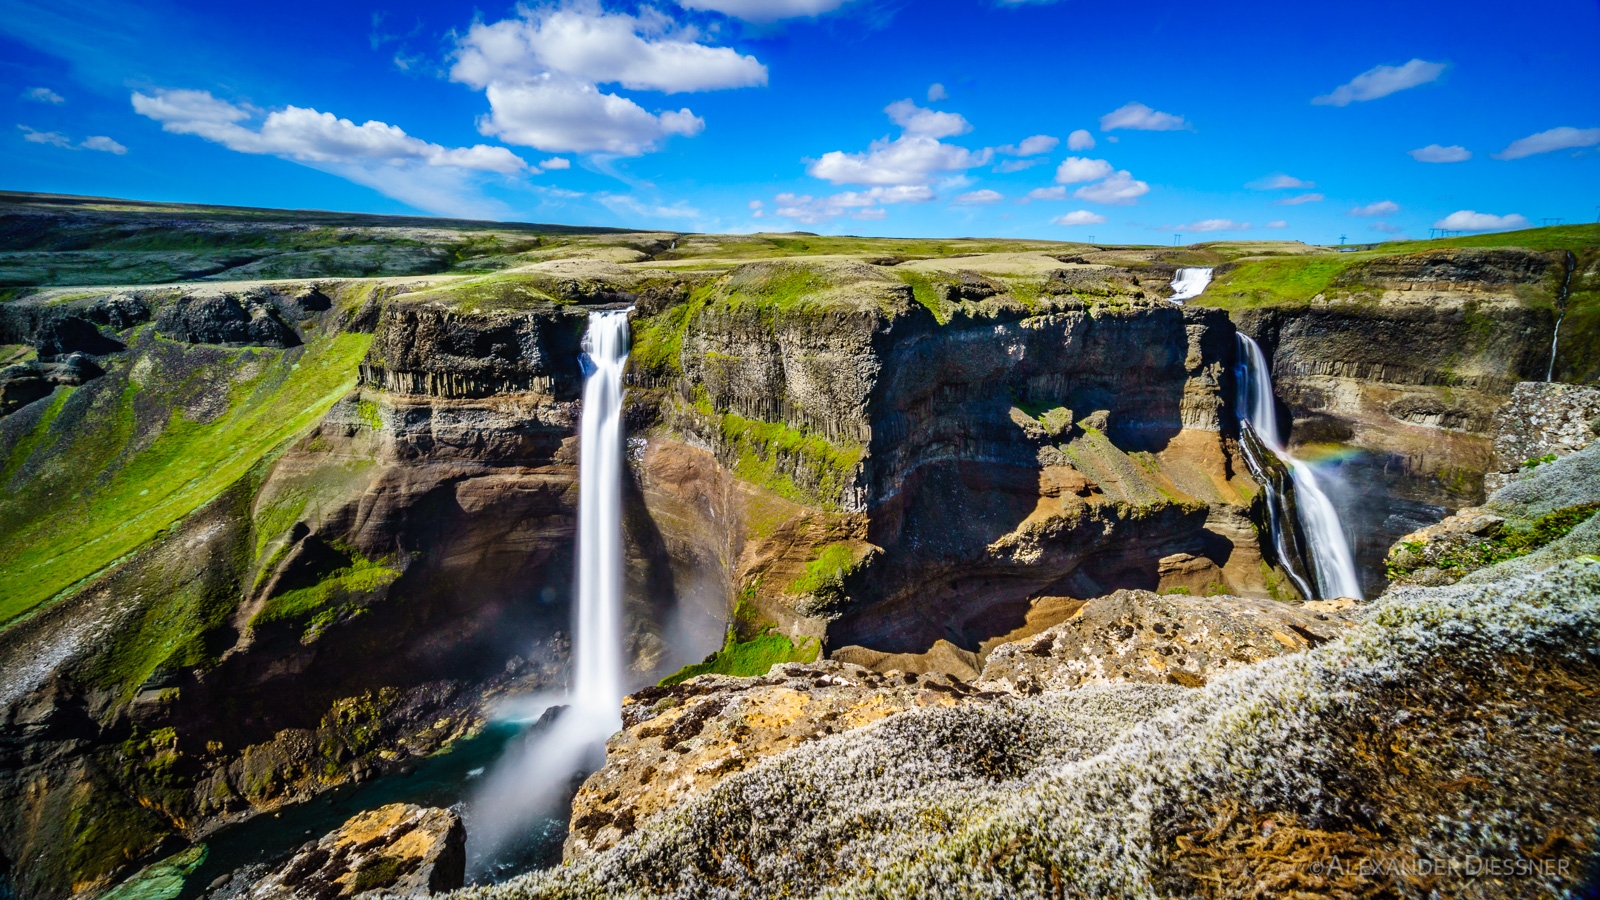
left=1235, top=334, right=1363, bottom=600
left=468, top=309, right=631, bottom=871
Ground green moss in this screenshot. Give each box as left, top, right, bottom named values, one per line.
left=789, top=543, right=856, bottom=595
left=894, top=270, right=948, bottom=323
left=356, top=398, right=383, bottom=430
left=352, top=855, right=407, bottom=891
left=0, top=384, right=73, bottom=485
left=659, top=629, right=820, bottom=686
left=252, top=547, right=400, bottom=626
left=629, top=302, right=691, bottom=376
left=1387, top=503, right=1600, bottom=580
left=1522, top=453, right=1559, bottom=470
left=1203, top=254, right=1376, bottom=308
left=0, top=332, right=373, bottom=627
left=700, top=407, right=862, bottom=510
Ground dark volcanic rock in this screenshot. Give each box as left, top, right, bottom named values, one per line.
left=0, top=353, right=104, bottom=415
left=359, top=304, right=587, bottom=399
left=33, top=315, right=123, bottom=356
left=153, top=293, right=301, bottom=347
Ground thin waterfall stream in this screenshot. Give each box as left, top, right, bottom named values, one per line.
left=1235, top=334, right=1363, bottom=600
left=467, top=308, right=632, bottom=874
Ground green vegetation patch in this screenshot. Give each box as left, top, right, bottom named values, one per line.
left=711, top=407, right=863, bottom=510
left=253, top=546, right=400, bottom=626
left=1386, top=502, right=1600, bottom=581
left=789, top=543, right=856, bottom=595
left=1204, top=254, right=1378, bottom=308
left=0, top=331, right=373, bottom=627
left=659, top=629, right=820, bottom=686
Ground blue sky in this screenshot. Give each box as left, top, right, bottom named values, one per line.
left=2, top=0, right=1597, bottom=243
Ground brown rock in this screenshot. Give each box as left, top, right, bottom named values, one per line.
left=977, top=589, right=1355, bottom=694
left=243, top=803, right=465, bottom=899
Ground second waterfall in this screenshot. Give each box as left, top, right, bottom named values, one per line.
left=1235, top=334, right=1363, bottom=601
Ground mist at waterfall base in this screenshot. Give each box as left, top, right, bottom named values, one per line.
left=1235, top=334, right=1364, bottom=600
left=466, top=309, right=632, bottom=877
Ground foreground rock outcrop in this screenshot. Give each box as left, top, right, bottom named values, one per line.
left=459, top=558, right=1600, bottom=900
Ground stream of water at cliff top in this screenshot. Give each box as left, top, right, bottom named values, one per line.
left=467, top=308, right=631, bottom=873
left=1168, top=267, right=1213, bottom=303
left=1236, top=334, right=1363, bottom=600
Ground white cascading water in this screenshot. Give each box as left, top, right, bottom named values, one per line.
left=1168, top=267, right=1213, bottom=303
left=1235, top=334, right=1363, bottom=600
left=468, top=309, right=631, bottom=869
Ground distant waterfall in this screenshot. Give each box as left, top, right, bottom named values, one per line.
left=469, top=309, right=631, bottom=870
left=1168, top=267, right=1213, bottom=303
left=1235, top=335, right=1363, bottom=600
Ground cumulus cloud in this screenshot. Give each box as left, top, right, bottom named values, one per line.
left=1054, top=210, right=1106, bottom=226
left=808, top=101, right=991, bottom=186
left=1054, top=156, right=1114, bottom=184
left=1023, top=186, right=1067, bottom=202
left=1066, top=128, right=1094, bottom=151
left=1492, top=126, right=1600, bottom=160
left=1174, top=218, right=1250, bottom=233
left=1265, top=220, right=1288, bottom=229
left=884, top=99, right=971, bottom=139
left=1349, top=200, right=1399, bottom=216
left=678, top=0, right=853, bottom=22
left=774, top=185, right=933, bottom=224
left=131, top=88, right=531, bottom=216
left=1246, top=173, right=1314, bottom=190
left=82, top=136, right=127, bottom=154
left=1409, top=143, right=1470, bottom=163
left=1313, top=59, right=1446, bottom=106
left=1433, top=210, right=1529, bottom=232
left=998, top=134, right=1057, bottom=156
left=953, top=189, right=1003, bottom=204
left=18, top=125, right=72, bottom=147
left=926, top=82, right=947, bottom=102
left=539, top=157, right=572, bottom=169
left=1274, top=193, right=1323, bottom=206
left=25, top=87, right=64, bottom=104
left=450, top=4, right=765, bottom=155
left=1099, top=101, right=1189, bottom=131
left=1074, top=170, right=1148, bottom=204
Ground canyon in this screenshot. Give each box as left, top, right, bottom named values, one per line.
left=1, top=194, right=1597, bottom=899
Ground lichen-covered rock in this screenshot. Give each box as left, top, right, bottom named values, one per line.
left=977, top=589, right=1356, bottom=693
left=1484, top=380, right=1600, bottom=493
left=451, top=559, right=1600, bottom=900
left=238, top=803, right=464, bottom=899
left=563, top=660, right=996, bottom=859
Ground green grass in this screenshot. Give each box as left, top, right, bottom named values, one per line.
left=1203, top=254, right=1379, bottom=308
left=659, top=629, right=820, bottom=686
left=252, top=547, right=400, bottom=626
left=0, top=331, right=373, bottom=626
left=713, top=408, right=863, bottom=510
left=629, top=300, right=693, bottom=376
left=789, top=543, right=855, bottom=595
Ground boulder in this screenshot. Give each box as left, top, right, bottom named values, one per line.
left=236, top=804, right=464, bottom=899
left=978, top=589, right=1356, bottom=693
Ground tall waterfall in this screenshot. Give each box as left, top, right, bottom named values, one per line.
left=1235, top=334, right=1363, bottom=600
left=1168, top=267, right=1213, bottom=303
left=468, top=309, right=631, bottom=871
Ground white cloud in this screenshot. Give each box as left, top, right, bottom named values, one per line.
left=82, top=135, right=127, bottom=154
left=18, top=125, right=72, bottom=148
left=449, top=4, right=765, bottom=156
left=994, top=158, right=1043, bottom=173
left=1054, top=156, right=1114, bottom=184
left=1409, top=143, right=1470, bottom=163
left=1265, top=220, right=1288, bottom=229
left=954, top=189, right=1003, bottom=204
left=1054, top=210, right=1106, bottom=226
left=1023, top=186, right=1067, bottom=202
left=539, top=156, right=571, bottom=169
left=1433, top=210, right=1529, bottom=232
left=1371, top=222, right=1404, bottom=234
left=808, top=114, right=991, bottom=186
left=1246, top=173, right=1314, bottom=190
left=1175, top=218, right=1250, bottom=233
left=133, top=90, right=526, bottom=173
left=1313, top=59, right=1446, bottom=106
left=1099, top=101, right=1189, bottom=131
left=774, top=185, right=933, bottom=223
left=1492, top=126, right=1600, bottom=160
left=1066, top=128, right=1094, bottom=151
left=599, top=193, right=702, bottom=223
left=927, top=82, right=947, bottom=102
left=1274, top=193, right=1324, bottom=206
left=884, top=99, right=971, bottom=138
left=998, top=134, right=1057, bottom=156
left=1349, top=200, right=1399, bottom=216
left=25, top=87, right=64, bottom=104
left=678, top=0, right=852, bottom=22
left=1074, top=170, right=1148, bottom=204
